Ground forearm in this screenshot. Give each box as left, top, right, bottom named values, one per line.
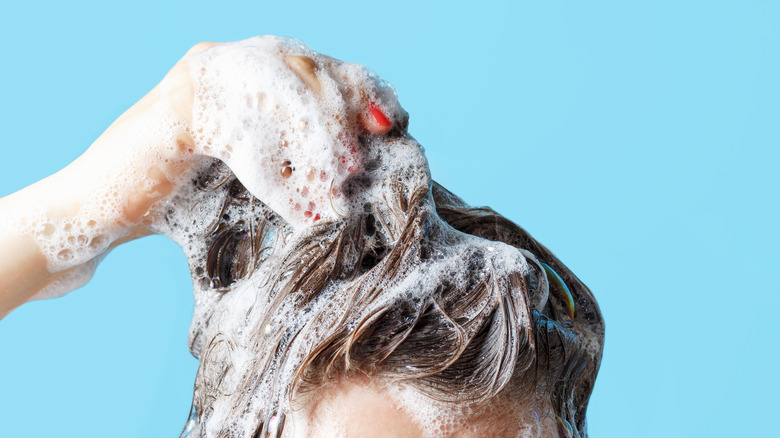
left=0, top=43, right=209, bottom=318
left=0, top=232, right=51, bottom=316
left=0, top=169, right=88, bottom=316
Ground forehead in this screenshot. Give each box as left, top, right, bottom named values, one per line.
left=283, top=378, right=538, bottom=438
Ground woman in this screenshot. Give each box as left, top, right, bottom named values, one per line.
left=0, top=37, right=604, bottom=437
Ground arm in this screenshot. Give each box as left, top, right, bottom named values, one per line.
left=0, top=43, right=214, bottom=318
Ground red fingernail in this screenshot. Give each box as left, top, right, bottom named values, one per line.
left=368, top=102, right=392, bottom=128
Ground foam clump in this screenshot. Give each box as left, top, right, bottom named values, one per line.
left=188, top=36, right=407, bottom=230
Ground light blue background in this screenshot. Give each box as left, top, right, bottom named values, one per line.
left=1, top=1, right=777, bottom=436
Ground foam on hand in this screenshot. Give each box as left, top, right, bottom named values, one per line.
left=187, top=37, right=406, bottom=230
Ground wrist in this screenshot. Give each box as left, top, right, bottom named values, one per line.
left=3, top=163, right=131, bottom=274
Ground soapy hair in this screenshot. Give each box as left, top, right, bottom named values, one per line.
left=189, top=163, right=604, bottom=438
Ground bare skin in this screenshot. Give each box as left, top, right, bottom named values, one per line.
left=285, top=379, right=427, bottom=438
left=0, top=42, right=214, bottom=317
left=284, top=378, right=539, bottom=438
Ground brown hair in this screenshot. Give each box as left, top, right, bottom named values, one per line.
left=182, top=159, right=604, bottom=438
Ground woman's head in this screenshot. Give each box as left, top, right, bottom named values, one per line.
left=148, top=36, right=604, bottom=438
left=152, top=154, right=603, bottom=437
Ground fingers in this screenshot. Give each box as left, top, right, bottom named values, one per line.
left=284, top=55, right=323, bottom=94
left=282, top=55, right=394, bottom=136
left=359, top=101, right=394, bottom=135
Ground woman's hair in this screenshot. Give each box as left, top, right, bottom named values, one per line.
left=177, top=157, right=604, bottom=438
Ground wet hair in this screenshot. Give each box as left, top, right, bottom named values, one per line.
left=183, top=161, right=604, bottom=438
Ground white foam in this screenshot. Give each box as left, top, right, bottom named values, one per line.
left=28, top=256, right=101, bottom=301
left=6, top=35, right=552, bottom=437
left=188, top=36, right=406, bottom=230
left=6, top=94, right=193, bottom=290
